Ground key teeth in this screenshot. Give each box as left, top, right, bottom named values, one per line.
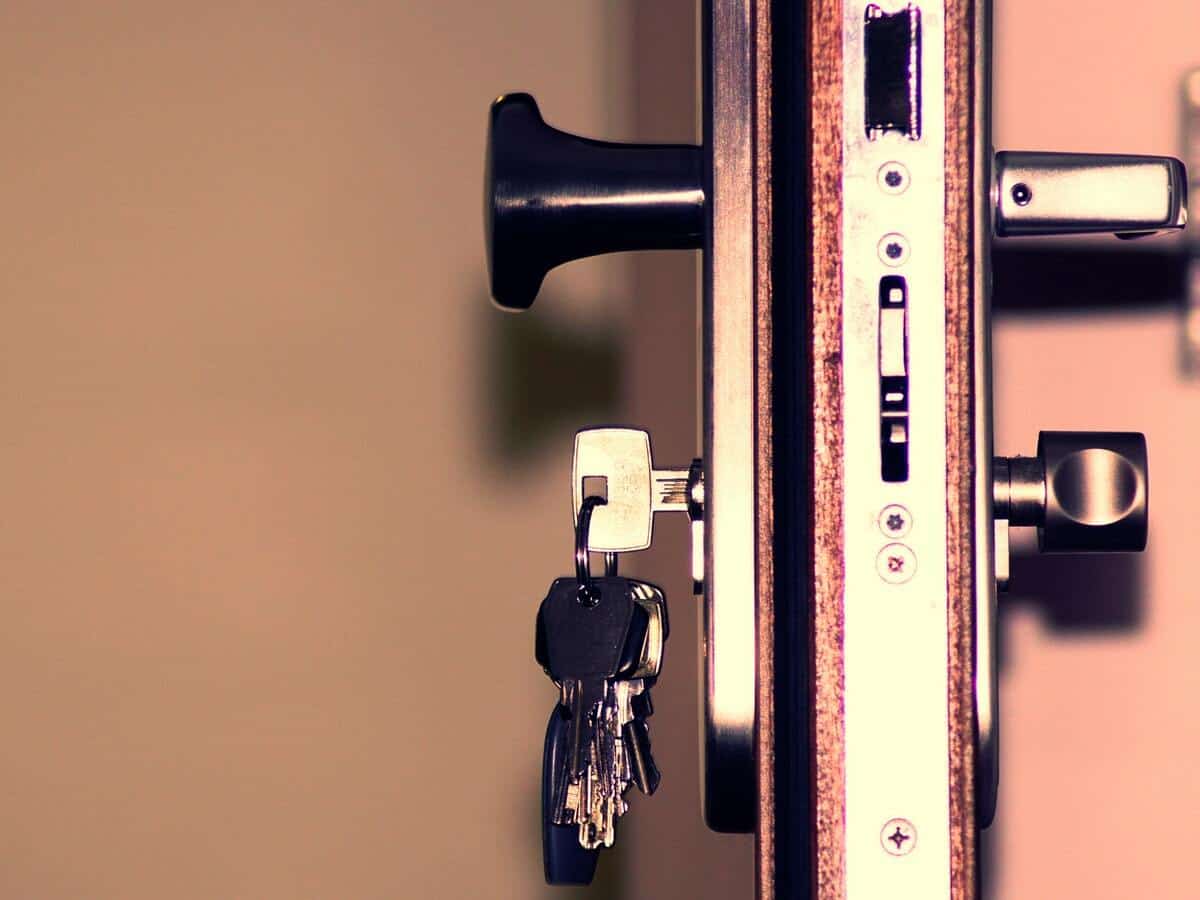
left=535, top=575, right=668, bottom=860
left=631, top=688, right=654, bottom=720
left=625, top=717, right=661, bottom=795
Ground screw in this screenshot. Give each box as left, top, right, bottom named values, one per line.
left=877, top=161, right=911, bottom=195
left=877, top=233, right=910, bottom=267
left=881, top=818, right=916, bottom=856
left=878, top=504, right=912, bottom=538
left=1011, top=182, right=1033, bottom=206
left=876, top=542, right=916, bottom=584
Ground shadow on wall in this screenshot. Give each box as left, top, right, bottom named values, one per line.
left=1004, top=550, right=1145, bottom=637
left=478, top=294, right=622, bottom=467
left=985, top=511, right=1146, bottom=900
left=993, top=245, right=1187, bottom=314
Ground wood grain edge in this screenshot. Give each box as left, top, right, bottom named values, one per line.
left=809, top=0, right=846, bottom=896
left=754, top=0, right=776, bottom=894
left=944, top=0, right=978, bottom=897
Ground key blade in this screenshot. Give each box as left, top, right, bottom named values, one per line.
left=576, top=681, right=626, bottom=850
left=650, top=467, right=692, bottom=512
left=566, top=677, right=604, bottom=782
left=624, top=717, right=661, bottom=795
left=542, top=705, right=600, bottom=885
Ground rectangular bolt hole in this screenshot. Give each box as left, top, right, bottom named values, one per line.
left=865, top=4, right=922, bottom=141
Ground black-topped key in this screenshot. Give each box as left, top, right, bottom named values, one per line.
left=536, top=576, right=650, bottom=784
left=542, top=705, right=600, bottom=885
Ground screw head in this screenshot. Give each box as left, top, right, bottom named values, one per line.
left=876, top=543, right=917, bottom=584
left=881, top=818, right=916, bottom=856
left=878, top=504, right=912, bottom=538
left=877, top=161, right=911, bottom=195
left=877, top=233, right=910, bottom=267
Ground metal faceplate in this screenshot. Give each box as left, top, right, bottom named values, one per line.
left=700, top=0, right=757, bottom=833
left=841, top=1, right=993, bottom=896
left=842, top=1, right=949, bottom=893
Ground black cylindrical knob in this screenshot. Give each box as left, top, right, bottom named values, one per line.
left=485, top=93, right=704, bottom=310
left=994, top=431, right=1148, bottom=553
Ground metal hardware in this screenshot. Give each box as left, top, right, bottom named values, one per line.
left=686, top=458, right=706, bottom=590
left=994, top=431, right=1148, bottom=554
left=480, top=8, right=752, bottom=830
left=481, top=61, right=749, bottom=832
left=702, top=0, right=757, bottom=834
left=572, top=496, right=608, bottom=604
left=878, top=161, right=912, bottom=194
left=972, top=0, right=999, bottom=833
left=536, top=575, right=667, bottom=859
left=864, top=4, right=922, bottom=141
left=881, top=818, right=917, bottom=857
left=879, top=275, right=910, bottom=483
left=994, top=151, right=1188, bottom=238
left=876, top=544, right=917, bottom=585
left=572, top=428, right=700, bottom=555
left=843, top=1, right=952, bottom=893
left=878, top=232, right=912, bottom=266
left=484, top=93, right=704, bottom=310
left=878, top=504, right=912, bottom=538
left=993, top=520, right=1009, bottom=592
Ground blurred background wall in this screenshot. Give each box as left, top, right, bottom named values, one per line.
left=0, top=2, right=647, bottom=897
left=0, top=1, right=1195, bottom=898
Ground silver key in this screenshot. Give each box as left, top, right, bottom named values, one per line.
left=572, top=429, right=704, bottom=583
left=562, top=677, right=657, bottom=849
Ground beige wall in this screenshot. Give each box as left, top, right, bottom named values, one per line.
left=0, top=1, right=1197, bottom=898
left=0, top=2, right=644, bottom=897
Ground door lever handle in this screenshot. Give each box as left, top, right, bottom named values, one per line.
left=485, top=93, right=704, bottom=311
left=994, top=151, right=1188, bottom=238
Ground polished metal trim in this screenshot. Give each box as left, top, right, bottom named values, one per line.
left=972, top=0, right=999, bottom=831
left=842, top=2, right=952, bottom=895
left=701, top=0, right=756, bottom=833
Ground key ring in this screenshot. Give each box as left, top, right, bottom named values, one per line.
left=574, top=496, right=618, bottom=605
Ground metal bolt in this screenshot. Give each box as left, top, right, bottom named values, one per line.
left=881, top=818, right=916, bottom=856
left=878, top=504, right=912, bottom=538
left=876, top=543, right=916, bottom=584
left=877, top=161, right=911, bottom=195
left=877, top=233, right=910, bottom=267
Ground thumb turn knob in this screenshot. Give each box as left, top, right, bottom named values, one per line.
left=484, top=93, right=704, bottom=310
left=994, top=431, right=1148, bottom=553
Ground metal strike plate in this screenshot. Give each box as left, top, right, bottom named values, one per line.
left=995, top=151, right=1188, bottom=238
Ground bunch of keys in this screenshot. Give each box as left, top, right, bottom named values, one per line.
left=536, top=494, right=669, bottom=885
